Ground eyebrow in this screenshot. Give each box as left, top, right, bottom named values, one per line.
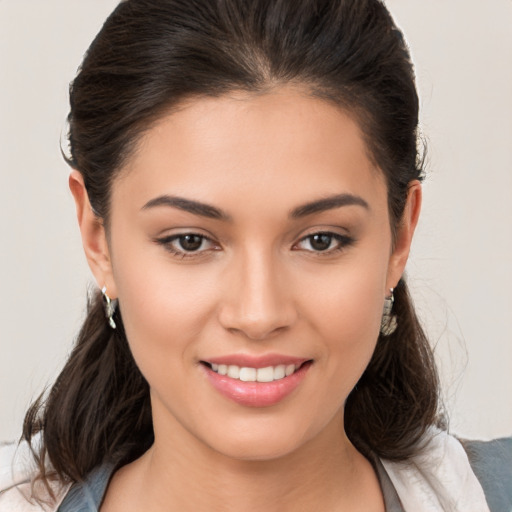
left=142, top=195, right=231, bottom=221
left=141, top=192, right=369, bottom=221
left=289, top=193, right=370, bottom=218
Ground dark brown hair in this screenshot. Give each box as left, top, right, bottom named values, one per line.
left=24, top=0, right=443, bottom=490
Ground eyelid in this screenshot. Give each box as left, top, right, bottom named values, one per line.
left=292, top=230, right=355, bottom=254
left=154, top=232, right=221, bottom=259
left=153, top=227, right=354, bottom=259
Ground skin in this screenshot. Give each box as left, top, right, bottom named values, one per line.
left=70, top=87, right=421, bottom=511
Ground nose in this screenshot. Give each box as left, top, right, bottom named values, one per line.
left=217, top=248, right=297, bottom=340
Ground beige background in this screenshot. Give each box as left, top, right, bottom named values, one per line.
left=1, top=1, right=511, bottom=442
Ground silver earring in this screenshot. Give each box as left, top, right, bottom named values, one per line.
left=101, top=286, right=118, bottom=329
left=380, top=288, right=397, bottom=336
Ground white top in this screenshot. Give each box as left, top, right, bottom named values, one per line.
left=382, top=428, right=490, bottom=511
left=0, top=439, right=69, bottom=511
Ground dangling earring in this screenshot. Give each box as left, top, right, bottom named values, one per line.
left=380, top=288, right=397, bottom=336
left=101, top=286, right=118, bottom=329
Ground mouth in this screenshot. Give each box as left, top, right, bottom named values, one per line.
left=200, top=358, right=313, bottom=407
left=201, top=361, right=309, bottom=383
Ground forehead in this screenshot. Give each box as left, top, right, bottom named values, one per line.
left=114, top=87, right=387, bottom=218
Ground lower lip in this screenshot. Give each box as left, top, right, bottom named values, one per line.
left=202, top=362, right=312, bottom=408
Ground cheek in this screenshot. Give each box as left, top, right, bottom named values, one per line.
left=111, top=242, right=220, bottom=377
left=323, top=284, right=382, bottom=379
left=297, top=251, right=389, bottom=391
left=303, top=251, right=388, bottom=337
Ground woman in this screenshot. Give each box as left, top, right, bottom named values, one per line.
left=1, top=0, right=510, bottom=510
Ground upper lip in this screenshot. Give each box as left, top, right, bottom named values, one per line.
left=201, top=354, right=311, bottom=369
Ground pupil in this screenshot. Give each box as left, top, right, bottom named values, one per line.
left=311, top=234, right=332, bottom=251
left=179, top=235, right=202, bottom=251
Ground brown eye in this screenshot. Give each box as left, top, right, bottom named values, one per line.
left=155, top=232, right=219, bottom=258
left=178, top=234, right=204, bottom=251
left=294, top=231, right=354, bottom=255
left=309, top=233, right=333, bottom=251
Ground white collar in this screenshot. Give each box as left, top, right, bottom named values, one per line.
left=382, top=428, right=490, bottom=511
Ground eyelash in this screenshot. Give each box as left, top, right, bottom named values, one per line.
left=155, top=231, right=354, bottom=259
left=155, top=233, right=219, bottom=259
left=293, top=232, right=355, bottom=255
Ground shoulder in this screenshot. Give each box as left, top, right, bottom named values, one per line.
left=461, top=436, right=512, bottom=512
left=57, top=463, right=115, bottom=512
left=0, top=440, right=69, bottom=512
left=381, top=428, right=491, bottom=511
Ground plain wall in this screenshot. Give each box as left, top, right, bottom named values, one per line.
left=1, top=1, right=511, bottom=442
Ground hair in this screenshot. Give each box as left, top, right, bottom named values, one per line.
left=23, top=0, right=443, bottom=492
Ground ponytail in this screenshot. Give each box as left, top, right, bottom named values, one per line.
left=23, top=290, right=153, bottom=485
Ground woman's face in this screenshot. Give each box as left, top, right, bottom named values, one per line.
left=76, top=87, right=418, bottom=461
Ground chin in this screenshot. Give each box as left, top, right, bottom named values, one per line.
left=203, top=421, right=315, bottom=463
left=215, top=439, right=302, bottom=463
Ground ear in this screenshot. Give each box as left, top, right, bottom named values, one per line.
left=69, top=170, right=117, bottom=298
left=386, top=180, right=422, bottom=290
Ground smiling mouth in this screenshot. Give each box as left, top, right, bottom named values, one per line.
left=201, top=359, right=313, bottom=407
left=201, top=361, right=311, bottom=383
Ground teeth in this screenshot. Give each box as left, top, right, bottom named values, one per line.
left=274, top=365, right=286, bottom=380
left=256, top=366, right=274, bottom=382
left=227, top=365, right=240, bottom=379
left=210, top=363, right=300, bottom=382
left=239, top=367, right=257, bottom=381
left=285, top=364, right=295, bottom=376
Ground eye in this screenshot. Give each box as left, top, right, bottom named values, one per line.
left=175, top=234, right=205, bottom=251
left=155, top=233, right=219, bottom=258
left=295, top=232, right=354, bottom=254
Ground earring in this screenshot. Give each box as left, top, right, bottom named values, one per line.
left=101, top=286, right=118, bottom=329
left=380, top=288, right=397, bottom=336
